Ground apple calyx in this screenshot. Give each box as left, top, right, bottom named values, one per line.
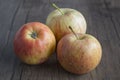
left=52, top=3, right=64, bottom=15
left=69, top=26, right=79, bottom=39
left=30, top=31, right=38, bottom=39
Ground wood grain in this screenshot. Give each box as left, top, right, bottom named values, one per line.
left=0, top=0, right=120, bottom=80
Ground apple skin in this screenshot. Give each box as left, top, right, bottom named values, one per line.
left=57, top=33, right=102, bottom=74
left=14, top=22, right=56, bottom=65
left=46, top=8, right=87, bottom=42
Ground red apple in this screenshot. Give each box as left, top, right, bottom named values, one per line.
left=57, top=33, right=102, bottom=74
left=14, top=22, right=56, bottom=65
left=46, top=4, right=87, bottom=42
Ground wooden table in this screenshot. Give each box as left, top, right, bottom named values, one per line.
left=0, top=0, right=120, bottom=80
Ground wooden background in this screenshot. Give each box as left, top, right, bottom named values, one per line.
left=0, top=0, right=120, bottom=80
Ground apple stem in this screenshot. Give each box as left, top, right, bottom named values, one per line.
left=69, top=26, right=79, bottom=39
left=52, top=3, right=64, bottom=15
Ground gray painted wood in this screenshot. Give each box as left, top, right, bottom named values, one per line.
left=0, top=0, right=120, bottom=80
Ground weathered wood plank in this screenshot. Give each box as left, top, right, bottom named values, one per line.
left=0, top=0, right=21, bottom=51
left=88, top=0, right=120, bottom=80
left=0, top=0, right=28, bottom=80
left=105, top=0, right=120, bottom=8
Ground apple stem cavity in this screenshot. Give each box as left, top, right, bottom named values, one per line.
left=31, top=32, right=38, bottom=39
left=52, top=3, right=64, bottom=15
left=80, top=36, right=86, bottom=40
left=69, top=26, right=79, bottom=40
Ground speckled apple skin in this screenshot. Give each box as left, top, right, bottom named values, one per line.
left=14, top=22, right=56, bottom=65
left=57, top=33, right=102, bottom=74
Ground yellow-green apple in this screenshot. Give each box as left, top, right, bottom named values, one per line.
left=57, top=27, right=102, bottom=74
left=13, top=22, right=56, bottom=65
left=46, top=3, right=87, bottom=42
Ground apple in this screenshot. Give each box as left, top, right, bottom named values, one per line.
left=57, top=27, right=102, bottom=74
left=46, top=3, right=87, bottom=42
left=14, top=22, right=56, bottom=65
